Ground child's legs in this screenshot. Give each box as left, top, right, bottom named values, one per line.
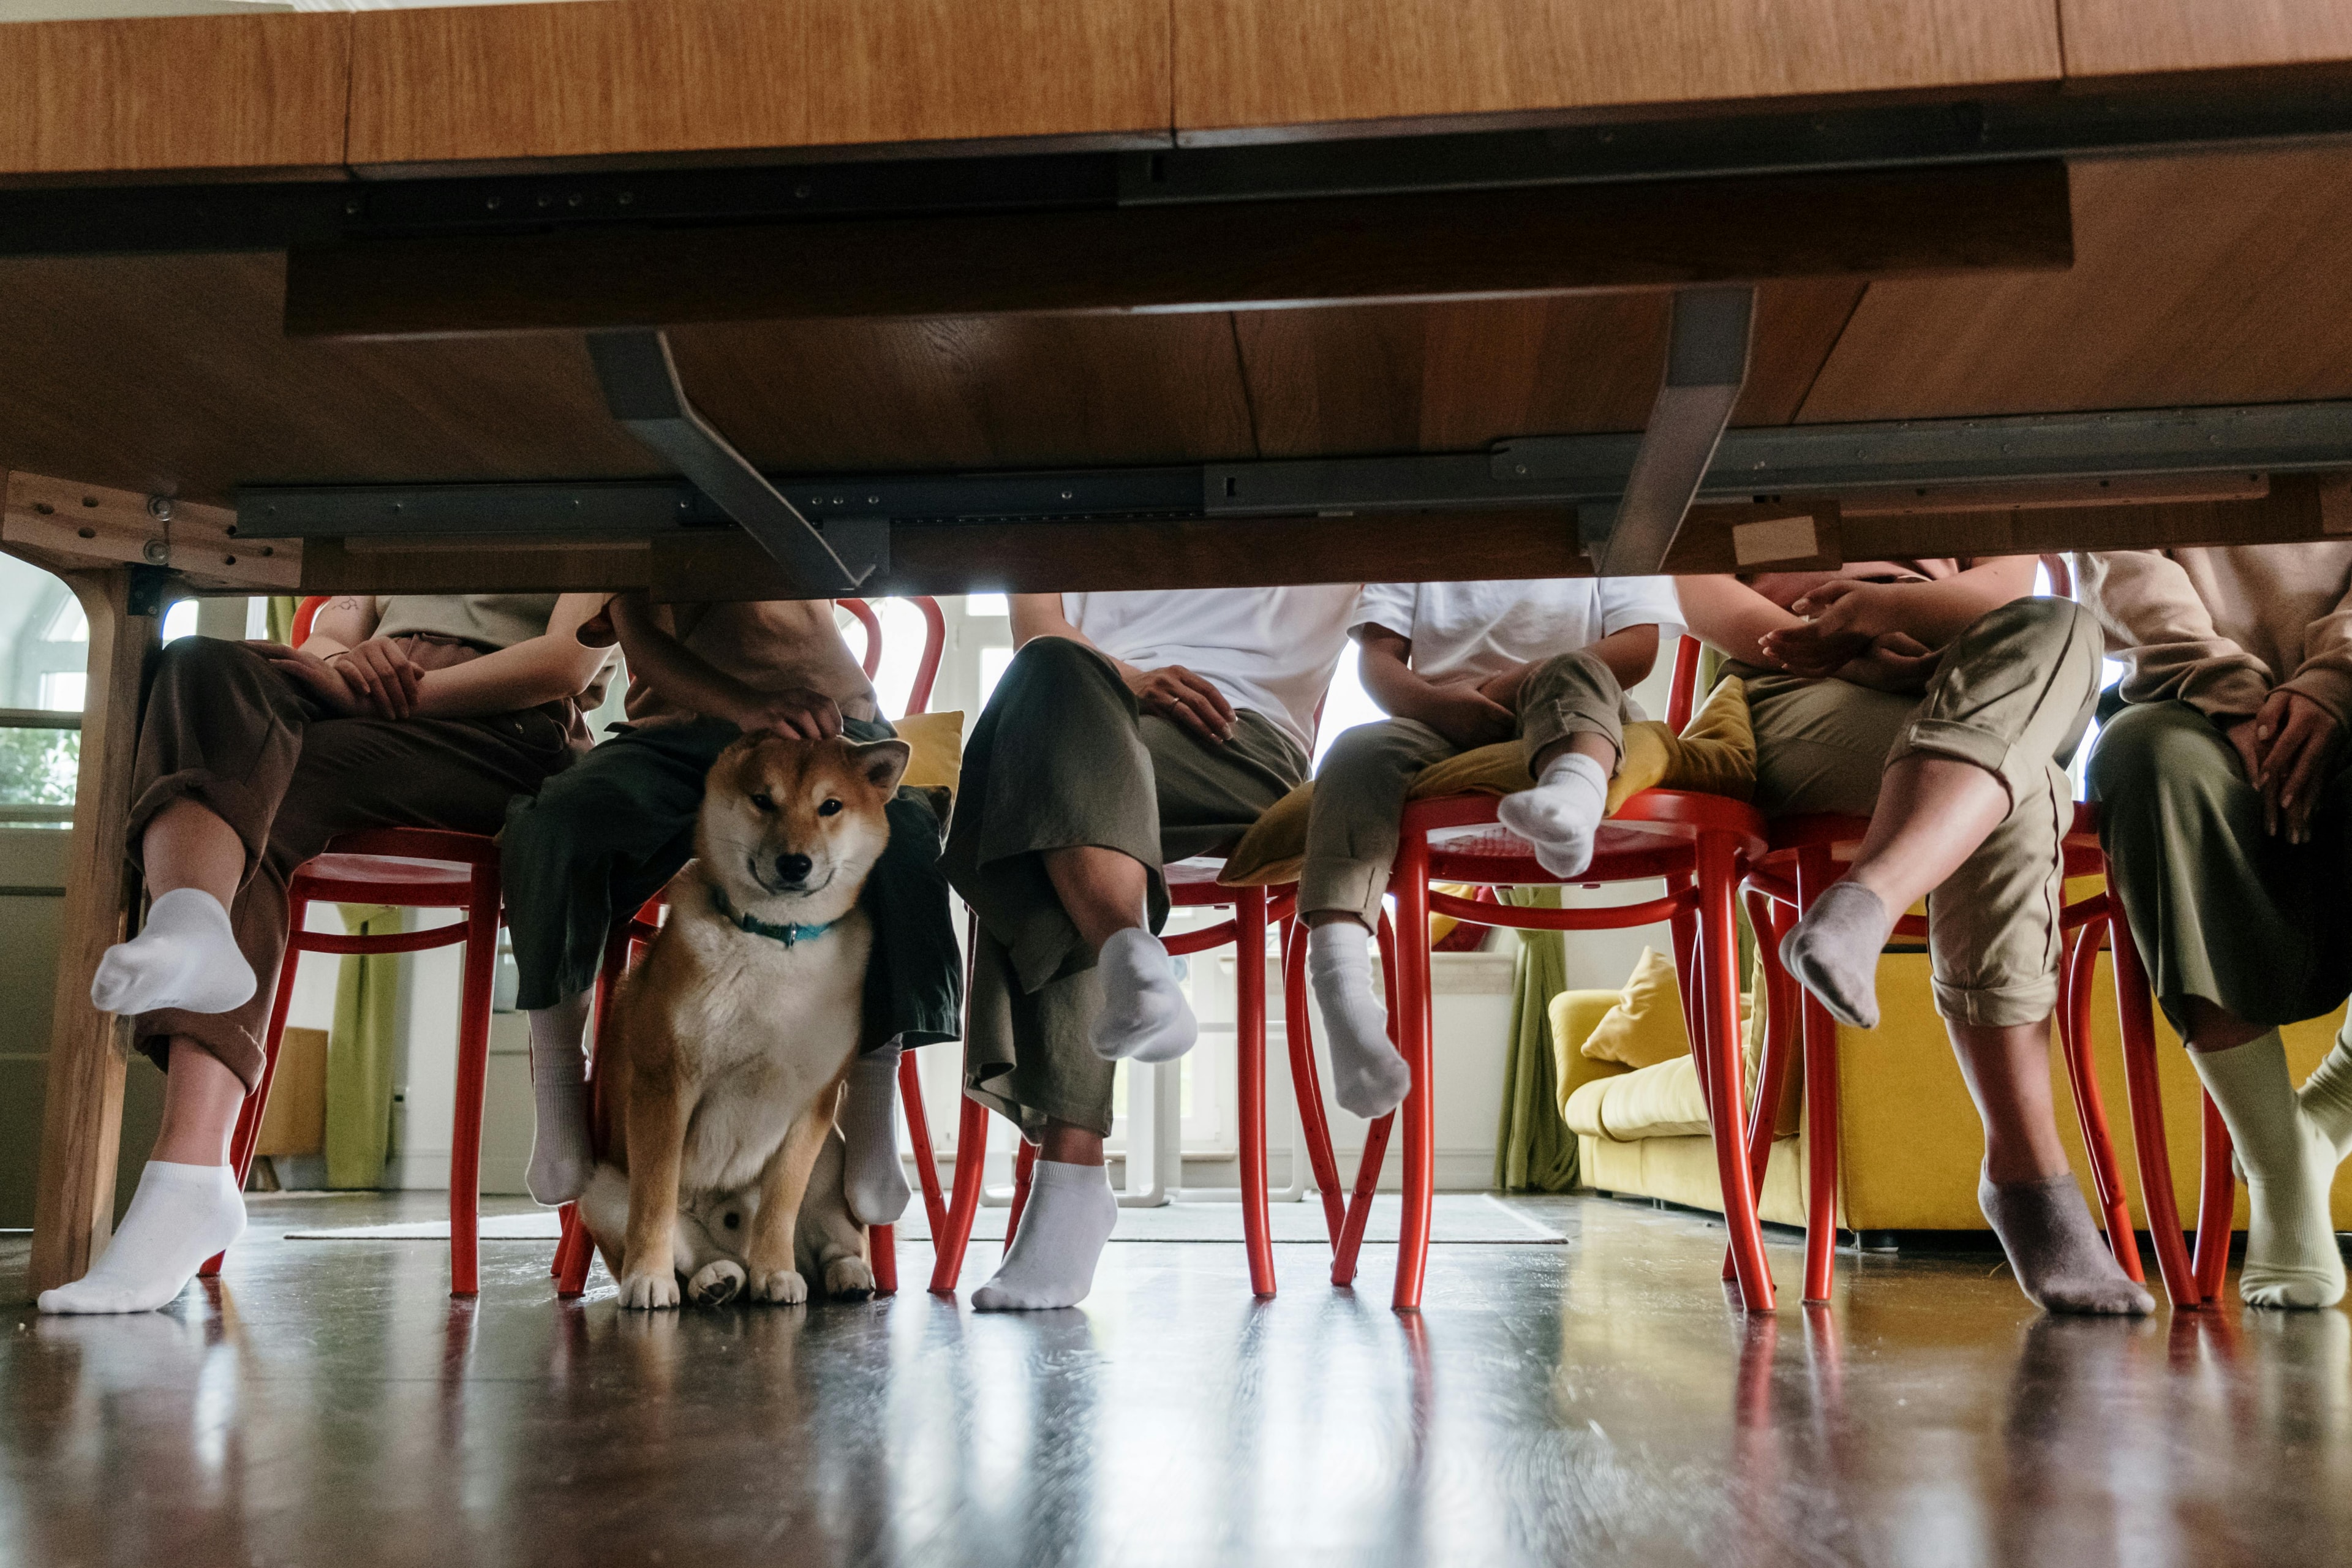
left=1515, top=648, right=1626, bottom=773
left=1298, top=717, right=1454, bottom=929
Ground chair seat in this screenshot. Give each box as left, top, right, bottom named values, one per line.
left=293, top=853, right=478, bottom=906
left=1427, top=823, right=1697, bottom=886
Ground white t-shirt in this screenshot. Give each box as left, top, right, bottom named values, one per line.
left=1064, top=587, right=1360, bottom=753
left=1349, top=577, right=1684, bottom=685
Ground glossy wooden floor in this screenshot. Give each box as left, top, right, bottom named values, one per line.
left=4, top=1191, right=2347, bottom=1566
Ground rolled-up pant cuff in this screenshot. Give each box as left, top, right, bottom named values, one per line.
left=1893, top=718, right=2020, bottom=796
left=1930, top=976, right=2057, bottom=1029
left=134, top=1010, right=267, bottom=1093
left=1298, top=863, right=1387, bottom=928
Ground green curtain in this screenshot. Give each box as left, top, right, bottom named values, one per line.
left=1493, top=885, right=1578, bottom=1192
left=266, top=594, right=297, bottom=644
left=323, top=903, right=402, bottom=1189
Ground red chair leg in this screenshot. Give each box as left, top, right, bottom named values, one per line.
left=2193, top=1093, right=2234, bottom=1303
left=1333, top=913, right=1404, bottom=1288
left=928, top=1091, right=992, bottom=1294
left=206, top=892, right=312, bottom=1278
left=1727, top=888, right=1797, bottom=1284
left=870, top=1224, right=898, bottom=1295
left=1699, top=832, right=1774, bottom=1311
left=554, top=1202, right=595, bottom=1297
left=1005, top=1139, right=1039, bottom=1253
left=1391, top=831, right=1436, bottom=1311
left=2109, top=907, right=2202, bottom=1308
left=900, top=1048, right=949, bottom=1238
left=1235, top=886, right=1276, bottom=1296
left=1794, top=846, right=1843, bottom=1305
left=1283, top=916, right=1347, bottom=1248
left=446, top=872, right=501, bottom=1298
left=2058, top=921, right=2145, bottom=1283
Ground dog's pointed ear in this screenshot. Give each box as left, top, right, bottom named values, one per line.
left=853, top=738, right=912, bottom=794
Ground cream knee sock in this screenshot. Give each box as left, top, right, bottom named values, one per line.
left=2195, top=1030, right=2347, bottom=1310
left=37, top=1161, right=245, bottom=1314
left=524, top=992, right=594, bottom=1207
left=1088, top=928, right=1198, bottom=1065
left=971, top=1158, right=1118, bottom=1311
left=839, top=1044, right=913, bottom=1226
left=89, top=888, right=255, bottom=1017
left=1307, top=919, right=1410, bottom=1118
left=1496, top=752, right=1610, bottom=879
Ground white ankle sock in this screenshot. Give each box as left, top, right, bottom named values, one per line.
left=1496, top=752, right=1611, bottom=878
left=1088, top=927, right=1198, bottom=1064
left=90, top=888, right=254, bottom=1017
left=1308, top=920, right=1411, bottom=1118
left=37, top=1161, right=245, bottom=1315
left=839, top=1045, right=912, bottom=1226
left=2297, top=1014, right=2352, bottom=1163
left=2194, top=1031, right=2347, bottom=1310
left=971, top=1158, right=1118, bottom=1310
left=524, top=992, right=594, bottom=1207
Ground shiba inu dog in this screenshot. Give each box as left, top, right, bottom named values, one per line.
left=580, top=730, right=911, bottom=1310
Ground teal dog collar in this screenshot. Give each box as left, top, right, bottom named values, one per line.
left=712, top=886, right=842, bottom=948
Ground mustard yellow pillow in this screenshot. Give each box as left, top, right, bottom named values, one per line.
left=1580, top=948, right=1695, bottom=1070
left=1216, top=676, right=1754, bottom=886
left=892, top=709, right=964, bottom=794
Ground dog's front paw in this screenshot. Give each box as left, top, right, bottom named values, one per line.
left=618, top=1269, right=682, bottom=1310
left=751, top=1267, right=809, bottom=1305
left=688, top=1260, right=745, bottom=1308
left=824, top=1255, right=876, bottom=1301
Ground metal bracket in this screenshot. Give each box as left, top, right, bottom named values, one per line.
left=1589, top=286, right=1754, bottom=576
left=126, top=564, right=174, bottom=620
left=586, top=329, right=882, bottom=596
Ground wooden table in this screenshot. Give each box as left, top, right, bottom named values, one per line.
left=18, top=0, right=2352, bottom=1292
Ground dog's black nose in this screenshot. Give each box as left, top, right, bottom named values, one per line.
left=777, top=853, right=813, bottom=884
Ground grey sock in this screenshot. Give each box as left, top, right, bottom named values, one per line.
left=1779, top=881, right=1893, bottom=1030
left=1978, top=1170, right=2156, bottom=1316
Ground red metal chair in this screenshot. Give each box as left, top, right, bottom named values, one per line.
left=927, top=870, right=1342, bottom=1298
left=1740, top=560, right=2199, bottom=1306
left=1332, top=636, right=1778, bottom=1311
left=207, top=595, right=507, bottom=1296
left=552, top=595, right=952, bottom=1298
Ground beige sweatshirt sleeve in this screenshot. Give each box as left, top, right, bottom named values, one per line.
left=2072, top=549, right=2273, bottom=721
left=2275, top=579, right=2352, bottom=728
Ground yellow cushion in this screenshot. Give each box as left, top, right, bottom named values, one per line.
left=1580, top=947, right=1693, bottom=1070
left=892, top=709, right=964, bottom=794
left=1218, top=677, right=1755, bottom=886
left=1549, top=988, right=1629, bottom=1120
left=1564, top=1057, right=1713, bottom=1142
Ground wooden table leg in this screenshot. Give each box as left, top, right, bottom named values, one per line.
left=29, top=568, right=156, bottom=1295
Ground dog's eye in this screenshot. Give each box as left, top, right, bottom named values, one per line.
left=748, top=793, right=777, bottom=814
left=817, top=799, right=843, bottom=817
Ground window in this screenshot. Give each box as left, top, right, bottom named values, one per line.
left=0, top=556, right=86, bottom=826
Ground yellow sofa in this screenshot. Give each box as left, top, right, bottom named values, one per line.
left=1559, top=947, right=2352, bottom=1237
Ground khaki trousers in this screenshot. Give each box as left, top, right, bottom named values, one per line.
left=1735, top=597, right=2103, bottom=1027
left=942, top=637, right=1307, bottom=1136
left=1298, top=649, right=1626, bottom=926
left=126, top=636, right=578, bottom=1089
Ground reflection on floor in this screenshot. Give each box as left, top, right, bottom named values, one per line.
left=5, top=1191, right=2348, bottom=1567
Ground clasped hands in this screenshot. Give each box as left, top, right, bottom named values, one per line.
left=2225, top=689, right=2343, bottom=845
left=1757, top=579, right=1940, bottom=692
left=249, top=636, right=424, bottom=720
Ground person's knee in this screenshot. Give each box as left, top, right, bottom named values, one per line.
left=1006, top=635, right=1102, bottom=691
left=1964, top=594, right=2097, bottom=658
left=503, top=766, right=630, bottom=859
left=2086, top=702, right=2217, bottom=802
left=150, top=633, right=256, bottom=693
